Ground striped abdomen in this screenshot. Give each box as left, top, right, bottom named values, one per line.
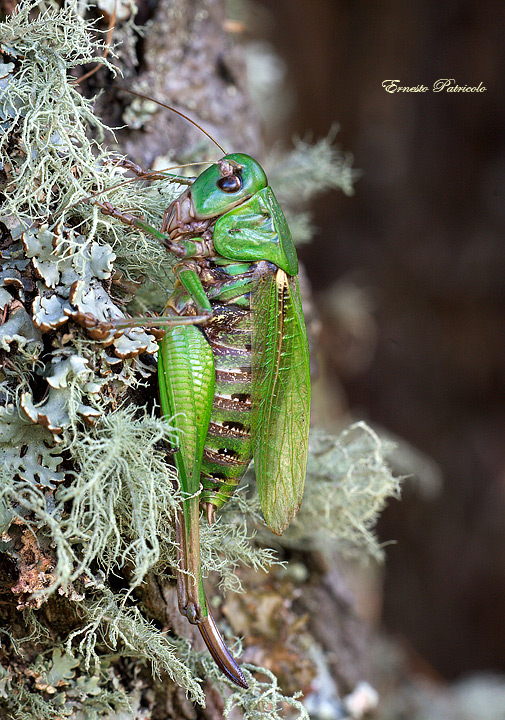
left=199, top=302, right=253, bottom=509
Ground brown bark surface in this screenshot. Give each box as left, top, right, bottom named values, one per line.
left=91, top=0, right=262, bottom=167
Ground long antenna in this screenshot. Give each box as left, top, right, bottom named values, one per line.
left=54, top=161, right=213, bottom=218
left=120, top=88, right=228, bottom=156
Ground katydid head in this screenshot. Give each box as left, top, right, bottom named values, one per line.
left=108, top=91, right=268, bottom=221
left=190, top=153, right=268, bottom=220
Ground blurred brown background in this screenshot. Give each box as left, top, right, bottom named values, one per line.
left=254, top=0, right=505, bottom=680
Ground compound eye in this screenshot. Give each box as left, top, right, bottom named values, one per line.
left=217, top=174, right=242, bottom=193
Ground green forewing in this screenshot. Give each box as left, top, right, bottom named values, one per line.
left=213, top=187, right=298, bottom=276
left=251, top=263, right=311, bottom=535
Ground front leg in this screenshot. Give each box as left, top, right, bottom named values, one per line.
left=97, top=201, right=204, bottom=259
left=161, top=195, right=210, bottom=236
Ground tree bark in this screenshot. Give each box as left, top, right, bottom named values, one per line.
left=91, top=0, right=262, bottom=167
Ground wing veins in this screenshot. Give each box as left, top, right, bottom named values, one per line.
left=251, top=264, right=310, bottom=534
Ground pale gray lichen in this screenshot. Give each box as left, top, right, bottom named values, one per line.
left=0, top=644, right=134, bottom=719
left=0, top=1, right=114, bottom=222
left=0, top=292, right=42, bottom=350
left=277, top=423, right=400, bottom=560
left=68, top=591, right=205, bottom=704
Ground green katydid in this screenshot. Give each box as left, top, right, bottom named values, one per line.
left=94, top=97, right=311, bottom=688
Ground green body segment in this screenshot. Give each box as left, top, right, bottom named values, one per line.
left=213, top=186, right=298, bottom=276
left=200, top=299, right=254, bottom=509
